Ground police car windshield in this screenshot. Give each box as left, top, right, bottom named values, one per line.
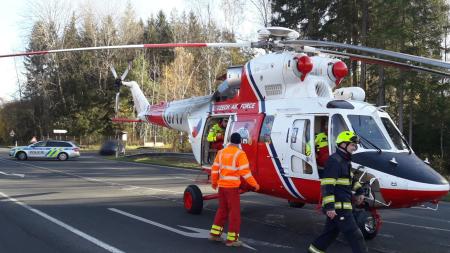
left=31, top=141, right=45, bottom=147
left=347, top=115, right=391, bottom=150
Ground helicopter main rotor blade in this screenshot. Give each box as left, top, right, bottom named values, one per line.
left=282, top=40, right=450, bottom=70
left=0, top=42, right=252, bottom=58
left=319, top=49, right=450, bottom=77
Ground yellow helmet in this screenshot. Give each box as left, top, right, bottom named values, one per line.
left=336, top=131, right=359, bottom=145
left=315, top=132, right=328, bottom=148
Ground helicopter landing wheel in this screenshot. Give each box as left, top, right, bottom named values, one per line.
left=354, top=210, right=380, bottom=240
left=183, top=185, right=203, bottom=214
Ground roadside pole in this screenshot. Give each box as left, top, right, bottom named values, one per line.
left=9, top=130, right=16, bottom=147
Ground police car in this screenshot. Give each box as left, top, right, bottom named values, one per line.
left=9, top=140, right=81, bottom=161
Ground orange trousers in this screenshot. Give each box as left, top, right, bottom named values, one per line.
left=213, top=187, right=241, bottom=237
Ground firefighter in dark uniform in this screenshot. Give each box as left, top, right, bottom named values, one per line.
left=308, top=131, right=367, bottom=253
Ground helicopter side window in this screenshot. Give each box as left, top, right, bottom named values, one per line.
left=381, top=117, right=408, bottom=150
left=290, top=119, right=311, bottom=156
left=348, top=115, right=391, bottom=150
left=227, top=120, right=256, bottom=145
left=330, top=114, right=349, bottom=153
left=289, top=119, right=313, bottom=175
left=259, top=115, right=274, bottom=143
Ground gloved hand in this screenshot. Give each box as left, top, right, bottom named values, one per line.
left=326, top=210, right=337, bottom=219
left=212, top=184, right=217, bottom=190
left=355, top=194, right=365, bottom=205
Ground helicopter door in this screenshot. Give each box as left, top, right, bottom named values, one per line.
left=286, top=115, right=318, bottom=179
left=201, top=116, right=232, bottom=166
left=225, top=115, right=264, bottom=176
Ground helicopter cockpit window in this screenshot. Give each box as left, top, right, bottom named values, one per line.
left=348, top=115, right=391, bottom=150
left=330, top=114, right=349, bottom=153
left=381, top=117, right=408, bottom=150
left=259, top=115, right=274, bottom=143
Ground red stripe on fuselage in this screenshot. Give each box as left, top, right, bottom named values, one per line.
left=291, top=178, right=321, bottom=203
left=143, top=43, right=207, bottom=48
left=380, top=188, right=449, bottom=208
left=146, top=103, right=168, bottom=127
left=212, top=64, right=261, bottom=115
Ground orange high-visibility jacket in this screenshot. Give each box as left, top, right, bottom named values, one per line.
left=211, top=145, right=258, bottom=188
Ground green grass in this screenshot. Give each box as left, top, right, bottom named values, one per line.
left=116, top=156, right=200, bottom=169
left=443, top=193, right=450, bottom=202
left=81, top=145, right=144, bottom=152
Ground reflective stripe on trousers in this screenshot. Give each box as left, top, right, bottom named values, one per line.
left=210, top=224, right=223, bottom=236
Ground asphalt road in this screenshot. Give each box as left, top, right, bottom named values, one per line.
left=0, top=148, right=449, bottom=253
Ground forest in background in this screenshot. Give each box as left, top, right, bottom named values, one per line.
left=0, top=0, right=449, bottom=175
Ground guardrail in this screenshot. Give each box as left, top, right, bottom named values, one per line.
left=124, top=152, right=194, bottom=159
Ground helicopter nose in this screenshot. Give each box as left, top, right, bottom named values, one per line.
left=406, top=178, right=449, bottom=204
left=353, top=151, right=449, bottom=207
left=405, top=157, right=449, bottom=204
left=389, top=162, right=449, bottom=207
left=379, top=175, right=448, bottom=208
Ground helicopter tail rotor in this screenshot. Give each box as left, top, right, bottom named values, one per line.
left=110, top=62, right=132, bottom=115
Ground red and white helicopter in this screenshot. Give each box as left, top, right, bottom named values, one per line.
left=2, top=27, right=449, bottom=239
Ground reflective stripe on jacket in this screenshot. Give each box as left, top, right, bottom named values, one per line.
left=320, top=148, right=364, bottom=212
left=211, top=145, right=258, bottom=188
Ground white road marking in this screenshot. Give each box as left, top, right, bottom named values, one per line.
left=387, top=210, right=450, bottom=224
left=0, top=170, right=24, bottom=178
left=9, top=157, right=448, bottom=242
left=240, top=198, right=317, bottom=212
left=101, top=158, right=201, bottom=172
left=383, top=220, right=450, bottom=233
left=174, top=176, right=196, bottom=181
left=180, top=225, right=293, bottom=249
left=0, top=191, right=125, bottom=253
left=436, top=242, right=450, bottom=248
left=109, top=208, right=260, bottom=250
left=367, top=247, right=398, bottom=253
left=0, top=158, right=198, bottom=206
left=3, top=156, right=449, bottom=251
left=377, top=233, right=395, bottom=238
left=0, top=158, right=183, bottom=195
left=2, top=158, right=234, bottom=246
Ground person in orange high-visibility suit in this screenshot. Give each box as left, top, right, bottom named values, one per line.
left=209, top=132, right=260, bottom=247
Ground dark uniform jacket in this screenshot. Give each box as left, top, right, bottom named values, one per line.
left=321, top=148, right=364, bottom=212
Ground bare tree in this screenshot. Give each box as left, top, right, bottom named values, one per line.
left=220, top=0, right=245, bottom=34
left=248, top=0, right=271, bottom=27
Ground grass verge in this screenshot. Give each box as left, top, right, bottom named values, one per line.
left=114, top=155, right=200, bottom=169
left=443, top=193, right=450, bottom=202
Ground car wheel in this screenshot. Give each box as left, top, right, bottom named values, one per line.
left=57, top=152, right=68, bottom=161
left=183, top=185, right=203, bottom=214
left=16, top=152, right=27, bottom=161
